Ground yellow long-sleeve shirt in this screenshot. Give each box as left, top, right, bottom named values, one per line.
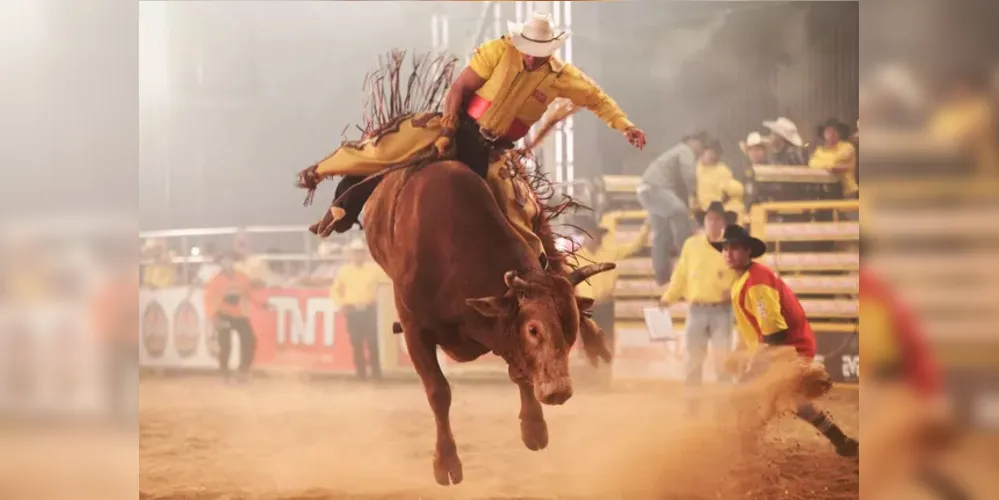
left=467, top=37, right=634, bottom=140
left=661, top=233, right=737, bottom=305
left=929, top=95, right=999, bottom=177
left=574, top=224, right=649, bottom=303
left=330, top=262, right=387, bottom=309
left=809, top=141, right=859, bottom=197
left=695, top=161, right=734, bottom=209
left=142, top=263, right=176, bottom=289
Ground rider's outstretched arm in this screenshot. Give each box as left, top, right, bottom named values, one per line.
left=555, top=65, right=634, bottom=132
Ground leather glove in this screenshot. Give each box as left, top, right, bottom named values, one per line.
left=433, top=135, right=453, bottom=157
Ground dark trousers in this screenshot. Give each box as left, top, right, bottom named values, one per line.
left=454, top=112, right=513, bottom=178
left=217, top=314, right=257, bottom=374
left=345, top=306, right=381, bottom=379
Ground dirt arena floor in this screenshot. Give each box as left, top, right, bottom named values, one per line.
left=139, top=372, right=861, bottom=500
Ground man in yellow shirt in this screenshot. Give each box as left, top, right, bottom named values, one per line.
left=695, top=140, right=735, bottom=210
left=300, top=12, right=646, bottom=247
left=330, top=240, right=388, bottom=380
left=809, top=119, right=859, bottom=201
left=574, top=217, right=650, bottom=350
left=660, top=202, right=738, bottom=413
left=929, top=67, right=999, bottom=177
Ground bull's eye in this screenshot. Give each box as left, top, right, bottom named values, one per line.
left=528, top=326, right=539, bottom=338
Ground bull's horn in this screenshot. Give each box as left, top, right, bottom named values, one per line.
left=504, top=270, right=530, bottom=289
left=567, top=263, right=617, bottom=286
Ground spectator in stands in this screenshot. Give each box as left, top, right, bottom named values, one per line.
left=195, top=243, right=221, bottom=285
left=305, top=241, right=341, bottom=285
left=638, top=131, right=709, bottom=284
left=695, top=140, right=735, bottom=211
left=330, top=239, right=387, bottom=380
left=721, top=178, right=748, bottom=222
left=234, top=247, right=273, bottom=286
left=4, top=236, right=48, bottom=304
left=809, top=118, right=859, bottom=200
left=204, top=251, right=258, bottom=383
left=740, top=132, right=769, bottom=166
left=660, top=202, right=738, bottom=415
left=573, top=216, right=650, bottom=351
left=763, top=117, right=808, bottom=165
left=929, top=65, right=999, bottom=176
left=233, top=228, right=251, bottom=259
left=141, top=238, right=177, bottom=289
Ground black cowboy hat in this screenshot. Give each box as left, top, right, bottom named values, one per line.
left=710, top=224, right=767, bottom=259
left=694, top=201, right=738, bottom=226
left=816, top=118, right=852, bottom=142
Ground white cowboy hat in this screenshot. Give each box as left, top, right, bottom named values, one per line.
left=762, top=117, right=804, bottom=148
left=745, top=131, right=765, bottom=148
left=507, top=13, right=570, bottom=58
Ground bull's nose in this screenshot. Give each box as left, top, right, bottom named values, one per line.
left=536, top=378, right=573, bottom=405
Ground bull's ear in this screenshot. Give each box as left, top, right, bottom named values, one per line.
left=466, top=296, right=511, bottom=318
left=575, top=296, right=595, bottom=313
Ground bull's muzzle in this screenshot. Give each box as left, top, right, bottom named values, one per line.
left=535, top=377, right=573, bottom=405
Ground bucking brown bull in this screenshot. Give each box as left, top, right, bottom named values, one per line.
left=297, top=27, right=639, bottom=484
left=364, top=157, right=611, bottom=485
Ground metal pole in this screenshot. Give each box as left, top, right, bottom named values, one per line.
left=465, top=1, right=494, bottom=59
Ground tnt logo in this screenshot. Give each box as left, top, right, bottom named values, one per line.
left=841, top=355, right=860, bottom=379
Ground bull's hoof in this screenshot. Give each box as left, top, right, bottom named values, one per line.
left=432, top=453, right=463, bottom=486
left=520, top=417, right=549, bottom=451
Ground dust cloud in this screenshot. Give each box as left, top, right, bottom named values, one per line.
left=139, top=358, right=858, bottom=500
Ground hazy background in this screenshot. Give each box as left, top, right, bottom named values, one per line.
left=138, top=1, right=858, bottom=229
left=1, top=0, right=998, bottom=498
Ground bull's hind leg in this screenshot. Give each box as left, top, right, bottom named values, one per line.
left=509, top=366, right=549, bottom=451
left=403, top=322, right=463, bottom=486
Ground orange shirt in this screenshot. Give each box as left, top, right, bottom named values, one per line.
left=204, top=270, right=254, bottom=317
left=731, top=262, right=816, bottom=358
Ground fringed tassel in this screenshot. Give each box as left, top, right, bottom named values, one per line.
left=297, top=50, right=457, bottom=216
left=503, top=147, right=591, bottom=273
left=295, top=165, right=322, bottom=207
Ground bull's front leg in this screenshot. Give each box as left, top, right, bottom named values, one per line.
left=579, top=315, right=613, bottom=366
left=403, top=322, right=463, bottom=485
left=509, top=366, right=549, bottom=451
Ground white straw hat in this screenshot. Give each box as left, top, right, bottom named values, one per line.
left=762, top=117, right=804, bottom=148
left=507, top=13, right=570, bottom=58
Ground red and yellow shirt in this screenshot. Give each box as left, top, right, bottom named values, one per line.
left=860, top=269, right=940, bottom=396
left=731, top=262, right=816, bottom=357
left=466, top=36, right=633, bottom=141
